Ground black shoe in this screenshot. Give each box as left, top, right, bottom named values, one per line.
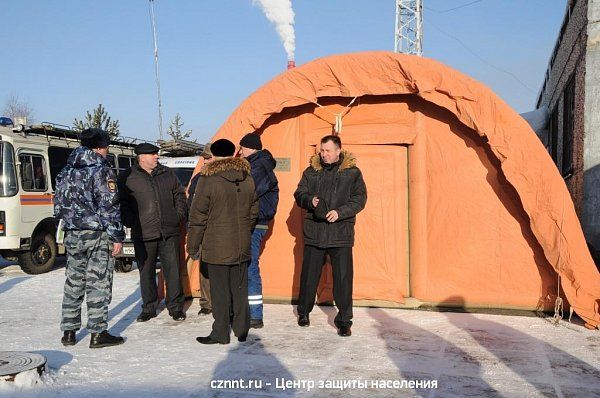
left=250, top=319, right=264, bottom=329
left=238, top=334, right=248, bottom=342
left=171, top=311, right=186, bottom=321
left=61, top=330, right=76, bottom=346
left=298, top=314, right=310, bottom=327
left=136, top=312, right=156, bottom=322
left=196, top=336, right=229, bottom=345
left=338, top=325, right=352, bottom=337
left=89, top=330, right=125, bottom=348
left=198, top=308, right=212, bottom=316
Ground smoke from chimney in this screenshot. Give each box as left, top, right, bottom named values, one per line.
left=253, top=0, right=296, bottom=64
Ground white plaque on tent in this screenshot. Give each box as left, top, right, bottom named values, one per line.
left=274, top=158, right=291, bottom=172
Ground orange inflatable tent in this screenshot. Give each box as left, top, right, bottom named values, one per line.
left=186, top=51, right=600, bottom=328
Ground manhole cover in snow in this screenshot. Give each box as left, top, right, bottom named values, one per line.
left=0, top=351, right=46, bottom=378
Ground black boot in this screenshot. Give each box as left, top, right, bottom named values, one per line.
left=198, top=308, right=212, bottom=316
left=89, top=330, right=125, bottom=349
left=250, top=319, right=264, bottom=329
left=136, top=311, right=156, bottom=322
left=171, top=311, right=186, bottom=321
left=196, top=336, right=229, bottom=345
left=338, top=325, right=352, bottom=337
left=61, top=330, right=76, bottom=346
left=298, top=314, right=310, bottom=327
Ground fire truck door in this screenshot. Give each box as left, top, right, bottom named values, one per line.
left=17, top=151, right=53, bottom=223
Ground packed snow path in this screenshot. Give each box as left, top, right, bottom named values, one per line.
left=0, top=261, right=599, bottom=397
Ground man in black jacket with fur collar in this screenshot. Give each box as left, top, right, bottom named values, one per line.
left=118, top=143, right=188, bottom=323
left=294, top=135, right=367, bottom=337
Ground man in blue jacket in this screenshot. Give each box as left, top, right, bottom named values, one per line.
left=54, top=128, right=125, bottom=348
left=239, top=133, right=279, bottom=329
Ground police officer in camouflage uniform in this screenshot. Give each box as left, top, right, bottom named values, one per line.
left=54, top=128, right=126, bottom=349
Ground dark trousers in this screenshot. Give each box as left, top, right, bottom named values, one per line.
left=134, top=235, right=184, bottom=314
left=207, top=262, right=250, bottom=343
left=297, top=245, right=354, bottom=327
left=199, top=261, right=211, bottom=310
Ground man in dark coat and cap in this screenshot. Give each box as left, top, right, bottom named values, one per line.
left=238, top=132, right=279, bottom=329
left=118, top=142, right=188, bottom=322
left=187, top=138, right=259, bottom=344
left=294, top=134, right=367, bottom=337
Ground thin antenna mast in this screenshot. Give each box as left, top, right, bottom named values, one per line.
left=149, top=0, right=164, bottom=140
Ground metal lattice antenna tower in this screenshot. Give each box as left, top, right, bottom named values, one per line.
left=394, top=0, right=423, bottom=55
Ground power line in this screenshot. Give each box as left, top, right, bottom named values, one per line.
left=425, top=0, right=484, bottom=13
left=426, top=18, right=535, bottom=93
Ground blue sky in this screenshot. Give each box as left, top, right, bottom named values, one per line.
left=1, top=0, right=566, bottom=143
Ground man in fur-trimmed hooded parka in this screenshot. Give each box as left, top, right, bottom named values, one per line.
left=187, top=138, right=259, bottom=345
left=294, top=134, right=367, bottom=337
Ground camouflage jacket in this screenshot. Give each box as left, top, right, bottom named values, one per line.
left=54, top=146, right=125, bottom=243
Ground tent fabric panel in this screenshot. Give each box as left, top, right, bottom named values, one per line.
left=344, top=144, right=409, bottom=302
left=420, top=104, right=558, bottom=309
left=209, top=51, right=600, bottom=327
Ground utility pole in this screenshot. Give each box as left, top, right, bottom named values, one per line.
left=149, top=0, right=164, bottom=140
left=394, top=0, right=423, bottom=55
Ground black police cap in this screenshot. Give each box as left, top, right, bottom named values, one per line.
left=134, top=143, right=160, bottom=155
left=80, top=128, right=110, bottom=149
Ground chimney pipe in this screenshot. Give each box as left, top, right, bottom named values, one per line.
left=287, top=60, right=296, bottom=69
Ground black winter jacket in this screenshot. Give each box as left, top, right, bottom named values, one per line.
left=294, top=151, right=367, bottom=248
left=246, top=149, right=279, bottom=226
left=187, top=172, right=201, bottom=208
left=118, top=163, right=187, bottom=242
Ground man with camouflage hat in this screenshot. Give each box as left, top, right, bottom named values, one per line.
left=54, top=128, right=125, bottom=349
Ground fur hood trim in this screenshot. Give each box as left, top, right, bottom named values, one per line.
left=309, top=150, right=356, bottom=172
left=200, top=157, right=251, bottom=176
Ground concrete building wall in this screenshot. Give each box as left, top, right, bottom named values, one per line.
left=536, top=0, right=600, bottom=248
left=570, top=47, right=587, bottom=215
left=538, top=0, right=588, bottom=115
left=582, top=0, right=600, bottom=248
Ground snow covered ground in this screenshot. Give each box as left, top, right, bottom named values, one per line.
left=0, top=259, right=599, bottom=397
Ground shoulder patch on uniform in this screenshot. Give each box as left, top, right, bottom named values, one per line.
left=107, top=179, right=117, bottom=193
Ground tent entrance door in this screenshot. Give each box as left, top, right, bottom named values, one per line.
left=305, top=144, right=410, bottom=304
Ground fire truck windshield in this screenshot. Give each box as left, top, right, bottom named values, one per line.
left=0, top=141, right=18, bottom=196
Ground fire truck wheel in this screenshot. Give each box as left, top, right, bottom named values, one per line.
left=115, top=259, right=133, bottom=273
left=19, top=233, right=57, bottom=275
